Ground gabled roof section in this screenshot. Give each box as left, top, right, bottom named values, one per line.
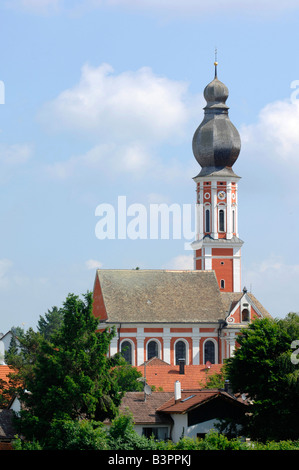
left=157, top=389, right=248, bottom=414
left=221, top=291, right=272, bottom=320
left=94, top=269, right=226, bottom=323
left=117, top=391, right=174, bottom=425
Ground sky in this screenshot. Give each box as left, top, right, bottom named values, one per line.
left=1, top=0, right=299, bottom=332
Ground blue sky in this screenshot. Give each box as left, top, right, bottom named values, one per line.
left=1, top=0, right=299, bottom=332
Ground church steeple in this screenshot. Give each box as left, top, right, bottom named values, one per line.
left=192, top=62, right=241, bottom=178
left=191, top=61, right=243, bottom=293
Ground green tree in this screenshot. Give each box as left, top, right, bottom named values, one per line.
left=45, top=419, right=108, bottom=450
left=199, top=368, right=225, bottom=389
left=225, top=313, right=299, bottom=441
left=13, top=292, right=125, bottom=443
left=111, top=357, right=144, bottom=392
left=37, top=306, right=64, bottom=340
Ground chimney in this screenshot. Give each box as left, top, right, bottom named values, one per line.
left=224, top=380, right=233, bottom=395
left=179, top=358, right=185, bottom=374
left=174, top=380, right=181, bottom=402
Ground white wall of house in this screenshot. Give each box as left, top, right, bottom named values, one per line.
left=134, top=424, right=171, bottom=440
left=169, top=414, right=220, bottom=442
left=185, top=419, right=219, bottom=439
left=9, top=397, right=21, bottom=413
left=170, top=414, right=188, bottom=442
left=0, top=332, right=12, bottom=365
left=0, top=340, right=4, bottom=365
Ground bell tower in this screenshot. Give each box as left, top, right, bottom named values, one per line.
left=191, top=61, right=243, bottom=292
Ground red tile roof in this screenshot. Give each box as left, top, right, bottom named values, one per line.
left=136, top=363, right=224, bottom=392
left=0, top=366, right=13, bottom=384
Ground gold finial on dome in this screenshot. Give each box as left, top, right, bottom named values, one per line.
left=214, top=47, right=218, bottom=78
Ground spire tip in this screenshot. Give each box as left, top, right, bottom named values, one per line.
left=214, top=48, right=218, bottom=78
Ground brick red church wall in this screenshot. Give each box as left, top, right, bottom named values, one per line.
left=92, top=276, right=107, bottom=321
left=212, top=258, right=233, bottom=292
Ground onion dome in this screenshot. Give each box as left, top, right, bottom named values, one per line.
left=192, top=62, right=241, bottom=176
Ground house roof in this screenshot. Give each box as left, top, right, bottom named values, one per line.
left=95, top=269, right=226, bottom=323
left=157, top=389, right=248, bottom=414
left=0, top=366, right=13, bottom=384
left=118, top=391, right=174, bottom=425
left=136, top=362, right=224, bottom=392
left=116, top=388, right=248, bottom=427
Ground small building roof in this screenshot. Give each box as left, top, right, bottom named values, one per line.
left=118, top=391, right=174, bottom=425
left=136, top=362, right=224, bottom=392
left=94, top=269, right=226, bottom=323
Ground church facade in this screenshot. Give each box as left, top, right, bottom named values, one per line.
left=92, top=63, right=271, bottom=367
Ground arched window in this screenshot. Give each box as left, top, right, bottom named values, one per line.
left=121, top=341, right=133, bottom=364
left=147, top=340, right=159, bottom=360
left=205, top=208, right=210, bottom=233
left=219, top=209, right=225, bottom=232
left=242, top=308, right=250, bottom=322
left=175, top=340, right=186, bottom=365
left=204, top=340, right=215, bottom=364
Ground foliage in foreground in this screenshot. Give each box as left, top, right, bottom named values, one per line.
left=12, top=412, right=299, bottom=451
left=224, top=313, right=299, bottom=441
left=3, top=292, right=142, bottom=444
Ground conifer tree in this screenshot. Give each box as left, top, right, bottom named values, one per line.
left=13, top=292, right=124, bottom=442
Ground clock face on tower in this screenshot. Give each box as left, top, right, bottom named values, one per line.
left=218, top=191, right=226, bottom=200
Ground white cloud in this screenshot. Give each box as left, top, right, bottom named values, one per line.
left=39, top=63, right=193, bottom=144
left=41, top=63, right=201, bottom=182
left=241, top=98, right=299, bottom=169
left=164, top=254, right=193, bottom=270
left=45, top=142, right=154, bottom=180
left=0, top=143, right=34, bottom=184
left=85, top=259, right=103, bottom=270
left=0, top=143, right=33, bottom=165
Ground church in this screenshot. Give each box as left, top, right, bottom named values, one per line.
left=92, top=62, right=271, bottom=368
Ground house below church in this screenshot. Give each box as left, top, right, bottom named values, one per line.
left=113, top=381, right=249, bottom=442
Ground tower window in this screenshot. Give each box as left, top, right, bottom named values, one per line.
left=219, top=209, right=225, bottom=232
left=205, top=208, right=210, bottom=233
left=220, top=279, right=225, bottom=289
